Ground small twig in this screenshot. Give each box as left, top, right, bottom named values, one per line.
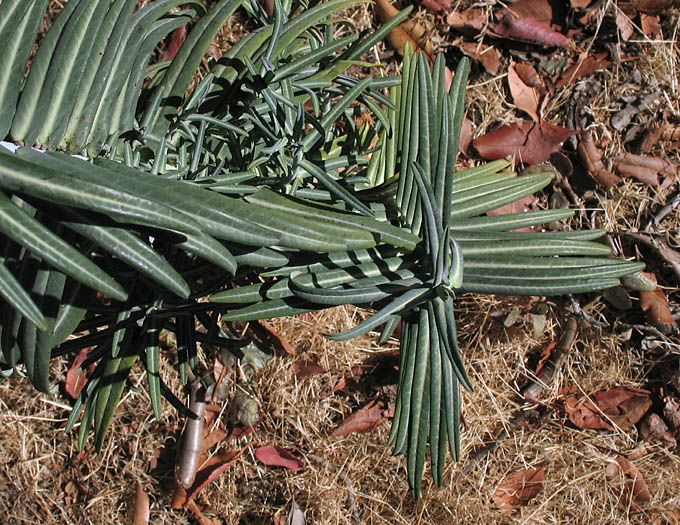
left=456, top=317, right=578, bottom=481
left=306, top=454, right=360, bottom=525
left=569, top=295, right=609, bottom=329
left=623, top=231, right=680, bottom=284
left=644, top=188, right=680, bottom=231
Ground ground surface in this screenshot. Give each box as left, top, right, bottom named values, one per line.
left=1, top=1, right=680, bottom=524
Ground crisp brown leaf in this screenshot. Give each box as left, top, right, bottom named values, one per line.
left=422, top=0, right=452, bottom=14
left=133, top=482, right=150, bottom=525
left=556, top=53, right=611, bottom=88
left=474, top=120, right=575, bottom=166
left=160, top=26, right=187, bottom=62
left=499, top=0, right=567, bottom=27
left=456, top=41, right=501, bottom=75
left=487, top=194, right=536, bottom=232
left=577, top=132, right=621, bottom=190
left=446, top=9, right=487, bottom=34
left=640, top=413, right=677, bottom=448
left=255, top=446, right=305, bottom=472
left=65, top=347, right=97, bottom=399
left=640, top=286, right=675, bottom=331
left=330, top=399, right=386, bottom=438
left=375, top=0, right=433, bottom=56
left=508, top=63, right=540, bottom=121
left=494, top=466, right=545, bottom=514
left=565, top=386, right=652, bottom=430
left=293, top=359, right=326, bottom=377
left=251, top=319, right=297, bottom=356
left=606, top=456, right=651, bottom=508
left=459, top=117, right=473, bottom=154
left=175, top=449, right=244, bottom=507
left=664, top=395, right=680, bottom=431
left=617, top=12, right=635, bottom=40
left=615, top=152, right=677, bottom=187
left=641, top=13, right=663, bottom=39
left=633, top=0, right=680, bottom=14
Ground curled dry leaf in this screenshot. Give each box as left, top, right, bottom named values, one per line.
left=641, top=13, right=663, bottom=38
left=555, top=53, right=611, bottom=89
left=474, top=120, right=575, bottom=166
left=508, top=63, right=540, bottom=121
left=455, top=41, right=501, bottom=75
left=633, top=0, right=680, bottom=14
left=65, top=346, right=97, bottom=399
left=641, top=124, right=680, bottom=152
left=640, top=413, right=677, bottom=448
left=255, top=445, right=305, bottom=472
left=446, top=8, right=487, bottom=35
left=577, top=132, right=621, bottom=190
left=617, top=12, right=635, bottom=40
left=640, top=286, right=675, bottom=333
left=615, top=152, right=677, bottom=188
left=422, top=0, right=452, bottom=14
left=606, top=456, right=651, bottom=508
left=293, top=358, right=326, bottom=377
left=663, top=395, right=680, bottom=431
left=133, top=482, right=150, bottom=525
left=375, top=0, right=433, bottom=57
left=493, top=466, right=545, bottom=514
left=274, top=500, right=306, bottom=525
left=330, top=399, right=386, bottom=438
left=490, top=13, right=571, bottom=48
left=459, top=117, right=473, bottom=154
left=565, top=386, right=652, bottom=430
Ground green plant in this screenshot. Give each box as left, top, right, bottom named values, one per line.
left=0, top=0, right=643, bottom=498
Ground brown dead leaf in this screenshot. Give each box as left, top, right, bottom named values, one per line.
left=474, top=120, right=575, bottom=166
left=133, top=482, right=150, bottom=525
left=255, top=446, right=305, bottom=472
left=293, top=358, right=326, bottom=377
left=375, top=0, right=433, bottom=57
left=500, top=0, right=567, bottom=27
left=65, top=347, right=97, bottom=399
left=641, top=13, right=663, bottom=39
left=615, top=152, right=677, bottom=187
left=490, top=11, right=572, bottom=48
left=456, top=41, right=501, bottom=75
left=330, top=399, right=386, bottom=438
left=494, top=466, right=545, bottom=514
left=640, top=413, right=677, bottom=448
left=577, top=132, right=621, bottom=190
left=185, top=450, right=244, bottom=504
left=251, top=320, right=296, bottom=356
left=508, top=63, right=541, bottom=121
left=640, top=286, right=675, bottom=332
left=654, top=507, right=680, bottom=525
left=160, top=26, right=187, bottom=62
left=664, top=396, right=680, bottom=431
left=446, top=9, right=487, bottom=35
left=617, top=12, right=635, bottom=40
left=565, top=386, right=652, bottom=430
left=556, top=53, right=611, bottom=89
left=422, top=0, right=452, bottom=14
left=487, top=194, right=537, bottom=232
left=641, top=124, right=680, bottom=152
left=459, top=117, right=473, bottom=154
left=633, top=0, right=680, bottom=14
left=606, top=456, right=651, bottom=508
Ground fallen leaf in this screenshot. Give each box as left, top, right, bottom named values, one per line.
left=251, top=320, right=297, bottom=356
left=258, top=0, right=275, bottom=18
left=422, top=0, right=452, bottom=14
left=654, top=506, right=680, bottom=525
left=375, top=0, right=433, bottom=57
left=640, top=286, right=675, bottom=332
left=160, top=26, right=187, bottom=62
left=474, top=120, right=575, bottom=166
left=487, top=194, right=537, bottom=232
left=133, top=482, right=150, bottom=525
left=490, top=12, right=572, bottom=48
left=640, top=413, right=677, bottom=448
left=65, top=347, right=97, bottom=399
left=255, top=446, right=305, bottom=472
left=494, top=466, right=545, bottom=514
left=508, top=63, right=540, bottom=121
left=616, top=12, right=635, bottom=40
left=633, top=0, right=680, bottom=14
left=577, top=132, right=621, bottom=190
left=555, top=53, right=611, bottom=89
left=330, top=399, right=386, bottom=438
left=571, top=0, right=595, bottom=8
left=498, top=0, right=567, bottom=27
left=641, top=13, right=663, bottom=39
left=185, top=450, right=245, bottom=504
left=293, top=358, right=326, bottom=377
left=456, top=41, right=501, bottom=75
left=514, top=63, right=544, bottom=88
left=606, top=456, right=651, bottom=508
left=565, top=386, right=652, bottom=430
left=615, top=152, right=677, bottom=187
left=663, top=396, right=680, bottom=430
left=446, top=9, right=487, bottom=35
left=534, top=340, right=558, bottom=377
left=459, top=117, right=473, bottom=154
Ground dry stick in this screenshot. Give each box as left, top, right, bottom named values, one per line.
left=645, top=189, right=680, bottom=231
left=306, top=454, right=360, bottom=525
left=457, top=317, right=578, bottom=481
left=624, top=231, right=680, bottom=284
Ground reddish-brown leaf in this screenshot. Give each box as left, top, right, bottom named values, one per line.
left=184, top=449, right=245, bottom=504
left=474, top=120, right=575, bottom=166
left=255, top=446, right=305, bottom=472
left=160, top=26, right=187, bottom=62
left=606, top=456, right=651, bottom=508
left=616, top=12, right=635, bottom=40
left=664, top=395, right=680, bottom=431
left=499, top=0, right=567, bottom=26
left=615, top=152, right=678, bottom=188
left=565, top=386, right=652, bottom=430
left=330, top=399, right=386, bottom=438
left=375, top=0, right=433, bottom=56
left=456, top=41, right=501, bottom=75
left=508, top=63, right=540, bottom=121
left=640, top=413, right=677, bottom=448
left=251, top=320, right=296, bottom=356
left=422, top=0, right=452, bottom=14
left=487, top=194, right=536, bottom=232
left=490, top=13, right=572, bottom=48
left=133, top=482, right=150, bottom=525
left=65, top=347, right=97, bottom=399
left=494, top=466, right=545, bottom=514
left=641, top=13, right=663, bottom=39
left=446, top=9, right=487, bottom=35
left=556, top=53, right=611, bottom=88
left=641, top=286, right=675, bottom=330
left=459, top=117, right=473, bottom=154
left=633, top=0, right=680, bottom=14
left=293, top=359, right=326, bottom=377
left=577, top=132, right=621, bottom=190
left=514, top=63, right=543, bottom=88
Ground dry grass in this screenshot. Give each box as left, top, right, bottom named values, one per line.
left=2, top=1, right=680, bottom=524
